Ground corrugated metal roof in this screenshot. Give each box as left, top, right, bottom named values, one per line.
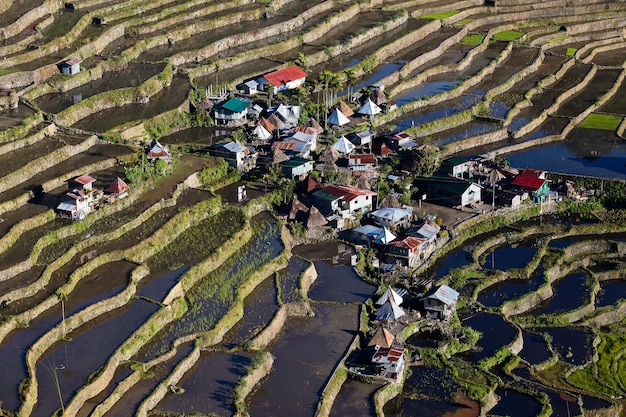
left=424, top=285, right=459, bottom=305
left=319, top=185, right=376, bottom=202
left=218, top=98, right=250, bottom=113
left=511, top=175, right=546, bottom=191
left=74, top=174, right=96, bottom=185
left=263, top=65, right=307, bottom=87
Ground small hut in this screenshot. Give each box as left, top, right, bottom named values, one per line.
left=327, top=108, right=350, bottom=126
left=358, top=98, right=382, bottom=117
left=336, top=100, right=354, bottom=117
left=319, top=145, right=340, bottom=164
left=271, top=147, right=290, bottom=165
left=104, top=177, right=130, bottom=201
left=307, top=206, right=328, bottom=229
left=305, top=117, right=324, bottom=134
left=368, top=327, right=394, bottom=349
left=379, top=193, right=402, bottom=208
left=289, top=197, right=309, bottom=221
left=370, top=89, right=387, bottom=106
left=356, top=174, right=372, bottom=191
left=332, top=135, right=355, bottom=154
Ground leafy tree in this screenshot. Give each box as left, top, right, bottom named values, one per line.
left=154, top=159, right=168, bottom=177
left=124, top=165, right=143, bottom=183
left=295, top=52, right=308, bottom=71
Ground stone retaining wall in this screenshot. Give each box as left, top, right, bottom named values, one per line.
left=234, top=351, right=274, bottom=417
left=54, top=64, right=172, bottom=127
left=515, top=62, right=597, bottom=137
left=0, top=112, right=44, bottom=143
left=0, top=0, right=63, bottom=41
left=0, top=122, right=56, bottom=156
left=0, top=134, right=96, bottom=194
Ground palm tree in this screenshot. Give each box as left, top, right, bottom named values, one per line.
left=327, top=72, right=341, bottom=107
left=344, top=69, right=357, bottom=101
left=317, top=71, right=334, bottom=128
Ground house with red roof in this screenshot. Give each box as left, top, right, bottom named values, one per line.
left=312, top=185, right=376, bottom=218
left=386, top=236, right=428, bottom=268
left=348, top=153, right=376, bottom=171
left=372, top=347, right=405, bottom=378
left=511, top=169, right=550, bottom=202
left=57, top=174, right=100, bottom=220
left=105, top=177, right=130, bottom=202
left=262, top=65, right=308, bottom=93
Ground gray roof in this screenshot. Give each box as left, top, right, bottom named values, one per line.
left=423, top=285, right=459, bottom=305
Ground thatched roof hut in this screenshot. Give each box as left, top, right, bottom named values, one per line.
left=380, top=193, right=401, bottom=208
left=319, top=145, right=340, bottom=163
left=289, top=197, right=309, bottom=221
left=356, top=174, right=372, bottom=190
left=336, top=100, right=354, bottom=117
left=307, top=206, right=328, bottom=229
left=370, top=89, right=387, bottom=105
left=271, top=147, right=290, bottom=165
left=305, top=117, right=324, bottom=133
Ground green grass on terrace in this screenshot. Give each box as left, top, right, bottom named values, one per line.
left=493, top=30, right=524, bottom=41
left=579, top=113, right=623, bottom=130
left=566, top=47, right=577, bottom=56
left=460, top=34, right=485, bottom=46
left=419, top=10, right=460, bottom=19
left=454, top=18, right=474, bottom=26
left=547, top=36, right=571, bottom=43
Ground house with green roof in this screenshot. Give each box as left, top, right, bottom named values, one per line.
left=415, top=176, right=482, bottom=208
left=213, top=97, right=251, bottom=125
left=279, top=157, right=314, bottom=179
left=439, top=157, right=470, bottom=179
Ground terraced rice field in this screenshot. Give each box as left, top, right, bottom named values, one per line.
left=0, top=0, right=626, bottom=416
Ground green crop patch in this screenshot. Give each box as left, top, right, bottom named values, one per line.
left=419, top=10, right=459, bottom=19
left=493, top=30, right=523, bottom=41
left=579, top=113, right=622, bottom=130
left=566, top=47, right=577, bottom=56
left=460, top=34, right=485, bottom=46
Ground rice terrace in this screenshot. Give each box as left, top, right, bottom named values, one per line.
left=1, top=0, right=626, bottom=416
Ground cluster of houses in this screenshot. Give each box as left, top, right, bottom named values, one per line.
left=55, top=139, right=171, bottom=221
left=346, top=284, right=460, bottom=381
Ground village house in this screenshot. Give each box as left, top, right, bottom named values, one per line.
left=369, top=207, right=413, bottom=228
left=407, top=220, right=440, bottom=243
left=279, top=157, right=314, bottom=180
left=386, top=236, right=428, bottom=268
left=348, top=153, right=376, bottom=172
left=415, top=176, right=482, bottom=208
left=372, top=347, right=405, bottom=379
left=272, top=140, right=311, bottom=159
left=56, top=174, right=99, bottom=220
left=421, top=285, right=459, bottom=320
left=345, top=225, right=396, bottom=247
left=312, top=185, right=376, bottom=218
left=385, top=131, right=418, bottom=152
left=213, top=97, right=251, bottom=126
left=146, top=139, right=172, bottom=164
left=239, top=79, right=259, bottom=95
left=211, top=141, right=257, bottom=171
left=262, top=65, right=307, bottom=93
left=348, top=129, right=375, bottom=149
left=440, top=157, right=471, bottom=179
left=511, top=168, right=551, bottom=202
